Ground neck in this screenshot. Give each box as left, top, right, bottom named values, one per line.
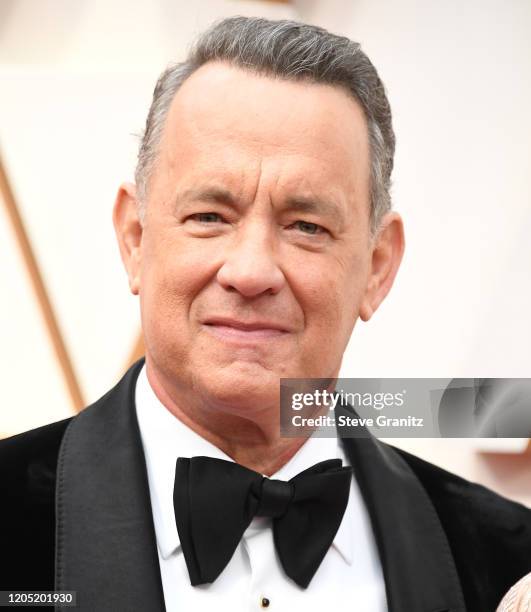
left=145, top=361, right=310, bottom=476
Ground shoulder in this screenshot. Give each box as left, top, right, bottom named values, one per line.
left=0, top=417, right=73, bottom=590
left=393, top=445, right=531, bottom=531
left=0, top=416, right=73, bottom=508
left=0, top=417, right=73, bottom=480
left=393, top=445, right=531, bottom=607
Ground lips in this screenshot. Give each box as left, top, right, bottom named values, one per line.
left=202, top=316, right=290, bottom=342
left=203, top=316, right=289, bottom=332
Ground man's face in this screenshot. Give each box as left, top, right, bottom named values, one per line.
left=118, top=62, right=399, bottom=412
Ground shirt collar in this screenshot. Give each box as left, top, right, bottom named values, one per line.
left=135, top=364, right=353, bottom=565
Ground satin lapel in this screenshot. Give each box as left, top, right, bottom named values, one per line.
left=55, top=359, right=165, bottom=611
left=339, top=414, right=466, bottom=612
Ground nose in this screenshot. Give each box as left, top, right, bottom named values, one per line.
left=216, top=219, right=285, bottom=297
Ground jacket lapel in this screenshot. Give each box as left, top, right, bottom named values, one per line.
left=339, top=403, right=466, bottom=612
left=55, top=359, right=165, bottom=611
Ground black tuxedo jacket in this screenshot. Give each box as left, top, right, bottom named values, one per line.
left=1, top=359, right=530, bottom=611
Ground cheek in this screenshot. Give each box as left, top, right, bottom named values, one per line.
left=138, top=238, right=205, bottom=352
left=140, top=258, right=184, bottom=314
left=141, top=231, right=210, bottom=303
left=310, top=288, right=352, bottom=345
left=295, top=258, right=366, bottom=351
left=138, top=254, right=198, bottom=370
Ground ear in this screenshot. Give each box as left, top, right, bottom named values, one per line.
left=112, top=182, right=143, bottom=295
left=359, top=211, right=405, bottom=321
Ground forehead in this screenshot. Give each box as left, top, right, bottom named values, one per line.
left=157, top=61, right=370, bottom=202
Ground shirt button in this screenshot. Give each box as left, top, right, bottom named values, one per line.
left=261, top=597, right=270, bottom=608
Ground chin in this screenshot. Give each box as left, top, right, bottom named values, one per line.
left=196, top=367, right=279, bottom=412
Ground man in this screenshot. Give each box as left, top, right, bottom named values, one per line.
left=1, top=16, right=530, bottom=612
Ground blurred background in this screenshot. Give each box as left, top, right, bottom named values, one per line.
left=1, top=0, right=529, bottom=505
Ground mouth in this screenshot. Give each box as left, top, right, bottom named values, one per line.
left=202, top=317, right=290, bottom=342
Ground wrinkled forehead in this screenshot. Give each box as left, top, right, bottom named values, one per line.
left=165, top=63, right=368, bottom=163
left=154, top=61, right=371, bottom=208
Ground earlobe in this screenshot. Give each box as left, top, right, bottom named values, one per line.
left=112, top=182, right=143, bottom=296
left=359, top=301, right=373, bottom=322
left=360, top=212, right=405, bottom=322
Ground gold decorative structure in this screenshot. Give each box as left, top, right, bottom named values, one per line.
left=0, top=152, right=85, bottom=413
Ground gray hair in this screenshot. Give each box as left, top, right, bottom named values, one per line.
left=135, top=16, right=395, bottom=231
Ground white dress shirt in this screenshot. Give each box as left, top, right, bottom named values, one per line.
left=135, top=365, right=387, bottom=611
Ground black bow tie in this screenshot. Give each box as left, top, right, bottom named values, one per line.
left=173, top=456, right=352, bottom=588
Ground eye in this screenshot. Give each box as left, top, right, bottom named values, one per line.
left=291, top=220, right=326, bottom=235
left=188, top=212, right=224, bottom=223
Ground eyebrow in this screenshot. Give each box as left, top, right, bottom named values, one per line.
left=176, top=186, right=345, bottom=226
left=284, top=195, right=345, bottom=225
left=177, top=186, right=237, bottom=207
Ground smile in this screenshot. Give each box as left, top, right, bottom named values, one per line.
left=202, top=317, right=290, bottom=343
